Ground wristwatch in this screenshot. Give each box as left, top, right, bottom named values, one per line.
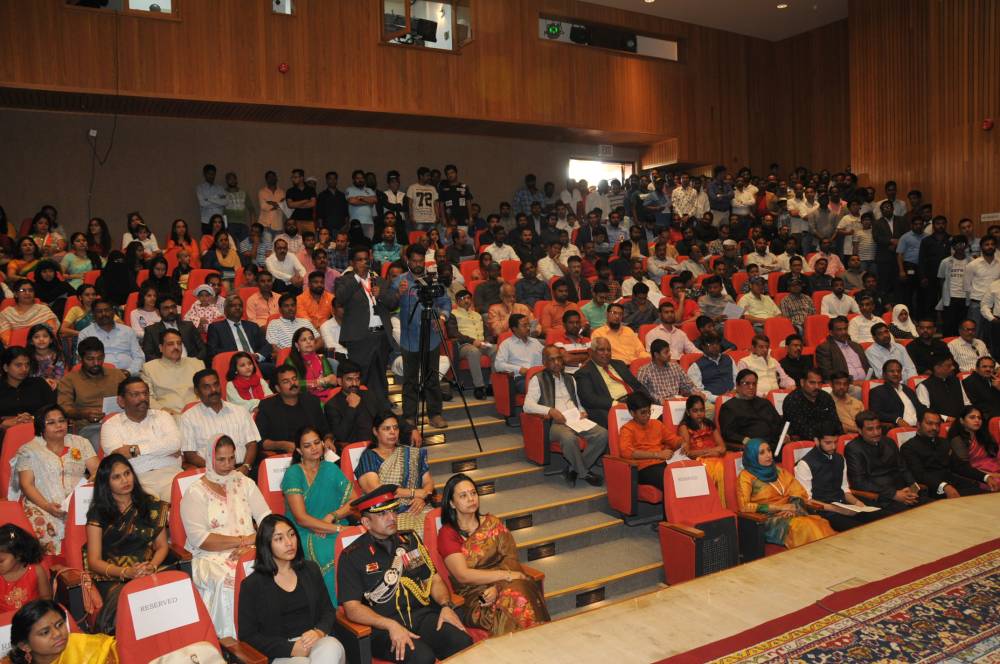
left=129, top=445, right=139, bottom=458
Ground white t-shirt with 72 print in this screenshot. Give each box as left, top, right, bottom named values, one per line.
left=406, top=184, right=438, bottom=225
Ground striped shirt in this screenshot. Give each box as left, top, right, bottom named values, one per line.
left=179, top=401, right=260, bottom=465
left=265, top=317, right=318, bottom=350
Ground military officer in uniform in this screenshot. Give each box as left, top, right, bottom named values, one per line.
left=337, top=485, right=473, bottom=663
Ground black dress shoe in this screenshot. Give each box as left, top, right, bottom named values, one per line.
left=563, top=468, right=578, bottom=487
left=583, top=472, right=603, bottom=487
left=505, top=416, right=521, bottom=427
left=486, top=385, right=494, bottom=396
left=473, top=387, right=487, bottom=399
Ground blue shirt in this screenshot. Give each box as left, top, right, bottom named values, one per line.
left=706, top=179, right=734, bottom=211
left=78, top=322, right=144, bottom=375
left=865, top=341, right=917, bottom=381
left=345, top=186, right=375, bottom=225
left=372, top=241, right=401, bottom=265
left=393, top=271, right=452, bottom=352
left=896, top=230, right=924, bottom=264
left=512, top=188, right=545, bottom=216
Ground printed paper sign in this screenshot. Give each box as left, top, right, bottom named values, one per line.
left=896, top=430, right=917, bottom=446
left=177, top=472, right=204, bottom=497
left=614, top=404, right=663, bottom=431
left=73, top=485, right=95, bottom=526
left=666, top=400, right=687, bottom=425
left=127, top=578, right=199, bottom=640
left=0, top=624, right=10, bottom=655
left=242, top=560, right=255, bottom=578
left=771, top=392, right=789, bottom=415
left=349, top=446, right=365, bottom=472
left=672, top=465, right=710, bottom=498
left=265, top=456, right=292, bottom=490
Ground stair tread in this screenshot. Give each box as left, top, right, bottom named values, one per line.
left=478, top=482, right=606, bottom=519
left=425, top=435, right=523, bottom=464
left=528, top=531, right=662, bottom=598
left=555, top=584, right=666, bottom=619
left=412, top=415, right=503, bottom=432
left=512, top=512, right=623, bottom=549
left=432, top=461, right=541, bottom=488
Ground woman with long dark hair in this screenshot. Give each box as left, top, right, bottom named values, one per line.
left=128, top=284, right=160, bottom=341
left=85, top=453, right=168, bottom=634
left=7, top=599, right=117, bottom=664
left=438, top=473, right=549, bottom=635
left=60, top=284, right=99, bottom=342
left=61, top=232, right=103, bottom=288
left=7, top=236, right=41, bottom=280
left=947, top=406, right=1000, bottom=491
left=237, top=514, right=345, bottom=663
left=28, top=213, right=67, bottom=260
left=14, top=405, right=98, bottom=555
left=121, top=211, right=153, bottom=250
left=166, top=218, right=200, bottom=266
left=280, top=426, right=354, bottom=602
left=284, top=327, right=336, bottom=401
left=86, top=217, right=113, bottom=257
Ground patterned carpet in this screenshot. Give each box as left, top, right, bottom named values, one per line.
left=661, top=538, right=1000, bottom=663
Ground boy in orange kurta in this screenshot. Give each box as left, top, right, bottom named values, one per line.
left=618, top=391, right=681, bottom=490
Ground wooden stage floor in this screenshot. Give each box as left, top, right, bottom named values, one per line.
left=448, top=493, right=1000, bottom=664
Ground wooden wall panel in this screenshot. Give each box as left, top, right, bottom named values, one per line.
left=0, top=0, right=765, bottom=167
left=849, top=0, right=1000, bottom=226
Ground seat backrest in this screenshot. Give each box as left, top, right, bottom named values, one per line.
left=459, top=260, right=478, bottom=284
left=629, top=357, right=650, bottom=377
left=764, top=317, right=796, bottom=345
left=781, top=441, right=815, bottom=474
left=888, top=427, right=918, bottom=448
left=607, top=404, right=631, bottom=456
left=83, top=269, right=102, bottom=285
left=168, top=469, right=206, bottom=552
left=906, top=375, right=926, bottom=391
left=767, top=389, right=793, bottom=416
left=836, top=433, right=854, bottom=455
left=0, top=423, right=35, bottom=500
left=8, top=326, right=32, bottom=348
left=422, top=509, right=451, bottom=593
left=678, top=352, right=701, bottom=372
left=723, top=319, right=755, bottom=351
left=187, top=269, right=220, bottom=291
left=0, top=501, right=33, bottom=535
left=532, top=300, right=548, bottom=322
left=812, top=290, right=832, bottom=312
left=257, top=454, right=293, bottom=515
left=332, top=525, right=367, bottom=599
left=721, top=451, right=745, bottom=512
left=681, top=320, right=699, bottom=342
left=62, top=483, right=95, bottom=569
left=638, top=323, right=657, bottom=345
left=340, top=442, right=368, bottom=493
left=991, top=417, right=1000, bottom=448
left=500, top=259, right=521, bottom=283
left=861, top=379, right=884, bottom=408
left=803, top=314, right=830, bottom=346
left=767, top=270, right=782, bottom=294
left=116, top=570, right=220, bottom=664
left=232, top=547, right=257, bottom=634
left=663, top=460, right=727, bottom=524
left=731, top=272, right=749, bottom=293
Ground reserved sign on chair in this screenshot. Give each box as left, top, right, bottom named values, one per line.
left=127, top=578, right=199, bottom=640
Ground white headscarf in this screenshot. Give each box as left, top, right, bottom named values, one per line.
left=204, top=435, right=241, bottom=489
left=891, top=304, right=917, bottom=337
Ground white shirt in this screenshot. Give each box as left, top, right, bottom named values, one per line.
left=963, top=255, right=1000, bottom=302
left=100, top=409, right=182, bottom=475
left=480, top=243, right=518, bottom=263
left=524, top=372, right=577, bottom=415
left=894, top=384, right=919, bottom=426
left=354, top=272, right=381, bottom=328
left=494, top=335, right=544, bottom=375
left=687, top=355, right=739, bottom=401
left=265, top=317, right=318, bottom=350
left=180, top=401, right=260, bottom=465
left=644, top=324, right=699, bottom=358
left=264, top=252, right=307, bottom=283
left=821, top=293, right=860, bottom=317
left=744, top=251, right=779, bottom=274
left=947, top=337, right=989, bottom=372
left=875, top=197, right=908, bottom=218
left=560, top=189, right=583, bottom=209
left=621, top=277, right=663, bottom=302
left=586, top=192, right=611, bottom=220
left=319, top=317, right=348, bottom=355
left=537, top=256, right=565, bottom=282
left=730, top=185, right=758, bottom=215
left=848, top=314, right=881, bottom=343
left=981, top=280, right=1000, bottom=321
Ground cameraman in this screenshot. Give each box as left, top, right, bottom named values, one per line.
left=394, top=243, right=452, bottom=430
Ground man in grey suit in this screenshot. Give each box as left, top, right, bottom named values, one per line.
left=141, top=294, right=206, bottom=361
left=334, top=246, right=400, bottom=407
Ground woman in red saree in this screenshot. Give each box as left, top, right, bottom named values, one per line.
left=437, top=473, right=549, bottom=635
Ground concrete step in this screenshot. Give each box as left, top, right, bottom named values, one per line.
left=478, top=481, right=607, bottom=528
left=527, top=528, right=664, bottom=617
left=432, top=460, right=544, bottom=492
left=512, top=512, right=625, bottom=559
left=555, top=584, right=667, bottom=621
left=388, top=394, right=498, bottom=420
left=425, top=434, right=524, bottom=473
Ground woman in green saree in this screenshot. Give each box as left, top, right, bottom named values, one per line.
left=281, top=425, right=355, bottom=603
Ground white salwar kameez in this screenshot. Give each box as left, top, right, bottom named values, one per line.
left=179, top=473, right=270, bottom=639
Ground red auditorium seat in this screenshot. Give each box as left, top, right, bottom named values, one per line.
left=232, top=547, right=257, bottom=634
left=0, top=422, right=35, bottom=500
left=720, top=452, right=786, bottom=561
left=340, top=442, right=368, bottom=494
left=811, top=290, right=832, bottom=313
left=861, top=379, right=883, bottom=408
left=887, top=427, right=918, bottom=448
left=500, top=259, right=521, bottom=283
left=780, top=440, right=815, bottom=473
left=803, top=314, right=830, bottom=346
left=257, top=454, right=293, bottom=514
left=764, top=317, right=796, bottom=344
left=723, top=319, right=755, bottom=350
left=657, top=461, right=739, bottom=585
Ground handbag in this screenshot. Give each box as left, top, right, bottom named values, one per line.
left=149, top=641, right=226, bottom=664
left=52, top=568, right=103, bottom=629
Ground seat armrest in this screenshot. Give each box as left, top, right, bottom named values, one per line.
left=602, top=454, right=638, bottom=516
left=219, top=638, right=267, bottom=664
left=336, top=609, right=373, bottom=638
left=52, top=568, right=81, bottom=589
left=661, top=521, right=705, bottom=538
left=521, top=564, right=545, bottom=584
left=738, top=511, right=768, bottom=523
left=168, top=542, right=192, bottom=562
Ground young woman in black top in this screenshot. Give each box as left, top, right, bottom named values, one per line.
left=238, top=514, right=345, bottom=663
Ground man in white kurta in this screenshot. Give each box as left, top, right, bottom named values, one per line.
left=179, top=437, right=271, bottom=639
left=99, top=376, right=182, bottom=501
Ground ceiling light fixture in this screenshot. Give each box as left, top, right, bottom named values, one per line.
left=776, top=3, right=789, bottom=8
left=644, top=0, right=655, bottom=4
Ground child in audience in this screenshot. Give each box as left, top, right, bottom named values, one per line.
left=133, top=223, right=160, bottom=261
left=676, top=395, right=727, bottom=506
left=225, top=351, right=273, bottom=412
left=618, top=392, right=684, bottom=491
left=0, top=525, right=51, bottom=613
left=172, top=249, right=193, bottom=292
left=184, top=284, right=224, bottom=337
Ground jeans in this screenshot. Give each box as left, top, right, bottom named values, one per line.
left=968, top=302, right=991, bottom=346
left=456, top=342, right=496, bottom=387
left=549, top=422, right=608, bottom=476
left=402, top=347, right=443, bottom=419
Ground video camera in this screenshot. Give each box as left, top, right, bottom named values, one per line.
left=414, top=272, right=446, bottom=307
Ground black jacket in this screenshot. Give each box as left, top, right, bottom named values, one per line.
left=962, top=373, right=1000, bottom=421
left=869, top=382, right=926, bottom=426
left=900, top=433, right=985, bottom=493
left=844, top=436, right=915, bottom=503
left=237, top=561, right=335, bottom=660
left=206, top=318, right=271, bottom=361
left=141, top=320, right=206, bottom=361
left=574, top=360, right=647, bottom=429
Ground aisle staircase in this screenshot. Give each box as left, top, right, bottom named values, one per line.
left=391, top=385, right=665, bottom=617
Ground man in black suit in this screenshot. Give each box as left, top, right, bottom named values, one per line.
left=205, top=294, right=274, bottom=378
left=815, top=316, right=870, bottom=384
left=141, top=294, right=206, bottom=361
left=573, top=337, right=646, bottom=430
left=906, top=318, right=952, bottom=375
left=845, top=410, right=925, bottom=514
left=868, top=359, right=926, bottom=429
left=334, top=246, right=400, bottom=408
left=323, top=359, right=418, bottom=451
left=901, top=411, right=985, bottom=499
left=962, top=356, right=1000, bottom=422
